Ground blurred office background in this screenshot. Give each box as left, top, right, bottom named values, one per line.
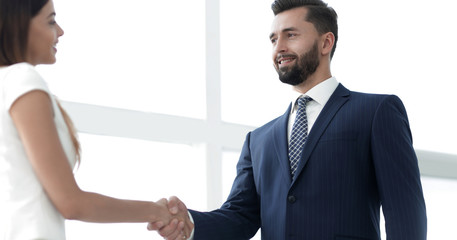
left=36, top=0, right=456, bottom=239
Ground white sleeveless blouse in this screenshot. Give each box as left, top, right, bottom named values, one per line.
left=0, top=63, right=76, bottom=239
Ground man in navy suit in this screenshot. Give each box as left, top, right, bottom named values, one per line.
left=151, top=0, right=427, bottom=239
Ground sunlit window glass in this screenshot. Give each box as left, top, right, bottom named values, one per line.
left=421, top=176, right=457, bottom=239
left=66, top=133, right=206, bottom=240
left=220, top=0, right=291, bottom=127
left=38, top=0, right=206, bottom=119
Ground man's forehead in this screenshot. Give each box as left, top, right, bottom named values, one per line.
left=270, top=7, right=309, bottom=33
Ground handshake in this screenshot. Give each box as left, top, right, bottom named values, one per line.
left=148, top=196, right=194, bottom=240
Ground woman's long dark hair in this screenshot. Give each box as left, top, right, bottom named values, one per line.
left=0, top=0, right=48, bottom=65
left=0, top=0, right=81, bottom=164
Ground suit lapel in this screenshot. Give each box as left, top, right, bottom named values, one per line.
left=292, top=84, right=351, bottom=182
left=272, top=103, right=293, bottom=184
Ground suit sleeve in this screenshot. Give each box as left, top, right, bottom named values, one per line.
left=371, top=95, right=427, bottom=240
left=189, top=132, right=261, bottom=240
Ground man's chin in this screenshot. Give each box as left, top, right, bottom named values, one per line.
left=276, top=66, right=304, bottom=86
left=278, top=66, right=290, bottom=73
left=279, top=76, right=304, bottom=86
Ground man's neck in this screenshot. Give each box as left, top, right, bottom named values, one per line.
left=293, top=71, right=332, bottom=94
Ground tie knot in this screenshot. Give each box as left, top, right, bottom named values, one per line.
left=297, top=96, right=312, bottom=109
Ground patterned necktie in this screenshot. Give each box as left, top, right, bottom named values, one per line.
left=289, top=96, right=312, bottom=177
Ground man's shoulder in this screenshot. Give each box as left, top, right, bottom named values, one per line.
left=250, top=107, right=289, bottom=139
left=344, top=90, right=407, bottom=116
left=348, top=89, right=402, bottom=103
left=255, top=116, right=282, bottom=131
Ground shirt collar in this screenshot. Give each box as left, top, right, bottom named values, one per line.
left=290, top=77, right=339, bottom=112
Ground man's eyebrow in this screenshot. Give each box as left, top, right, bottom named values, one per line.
left=269, top=27, right=299, bottom=39
left=282, top=27, right=299, bottom=33
left=47, top=12, right=56, bottom=18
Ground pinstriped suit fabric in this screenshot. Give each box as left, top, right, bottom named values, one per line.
left=190, top=84, right=426, bottom=240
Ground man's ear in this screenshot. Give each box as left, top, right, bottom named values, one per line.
left=321, top=32, right=335, bottom=56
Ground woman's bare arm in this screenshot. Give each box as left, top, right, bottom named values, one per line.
left=10, top=90, right=172, bottom=224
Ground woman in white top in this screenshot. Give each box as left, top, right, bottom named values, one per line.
left=0, top=0, right=190, bottom=239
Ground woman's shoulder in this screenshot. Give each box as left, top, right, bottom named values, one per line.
left=2, top=62, right=46, bottom=86
left=1, top=62, right=50, bottom=110
left=3, top=62, right=40, bottom=78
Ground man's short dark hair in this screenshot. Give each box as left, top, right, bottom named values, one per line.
left=271, top=0, right=338, bottom=59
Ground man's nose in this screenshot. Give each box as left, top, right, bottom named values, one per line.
left=274, top=38, right=288, bottom=54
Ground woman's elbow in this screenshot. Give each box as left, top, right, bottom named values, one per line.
left=57, top=199, right=84, bottom=220
left=53, top=192, right=86, bottom=220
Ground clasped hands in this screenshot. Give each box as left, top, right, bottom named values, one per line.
left=149, top=196, right=194, bottom=240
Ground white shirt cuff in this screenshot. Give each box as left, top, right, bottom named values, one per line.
left=187, top=211, right=195, bottom=240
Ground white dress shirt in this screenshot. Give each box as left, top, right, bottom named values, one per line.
left=288, top=77, right=339, bottom=140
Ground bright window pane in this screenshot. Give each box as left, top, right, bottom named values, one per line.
left=421, top=176, right=457, bottom=239
left=220, top=0, right=292, bottom=127
left=38, top=0, right=206, bottom=119
left=66, top=133, right=206, bottom=240
left=222, top=151, right=239, bottom=200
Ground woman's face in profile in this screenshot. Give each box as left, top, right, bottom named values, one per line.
left=26, top=0, right=64, bottom=65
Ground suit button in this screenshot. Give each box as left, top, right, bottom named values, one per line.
left=288, top=195, right=296, bottom=203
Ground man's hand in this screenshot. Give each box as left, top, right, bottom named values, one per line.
left=148, top=196, right=194, bottom=240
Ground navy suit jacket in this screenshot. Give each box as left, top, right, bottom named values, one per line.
left=190, top=84, right=427, bottom=240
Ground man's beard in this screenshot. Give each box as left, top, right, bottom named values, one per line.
left=275, top=41, right=320, bottom=86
